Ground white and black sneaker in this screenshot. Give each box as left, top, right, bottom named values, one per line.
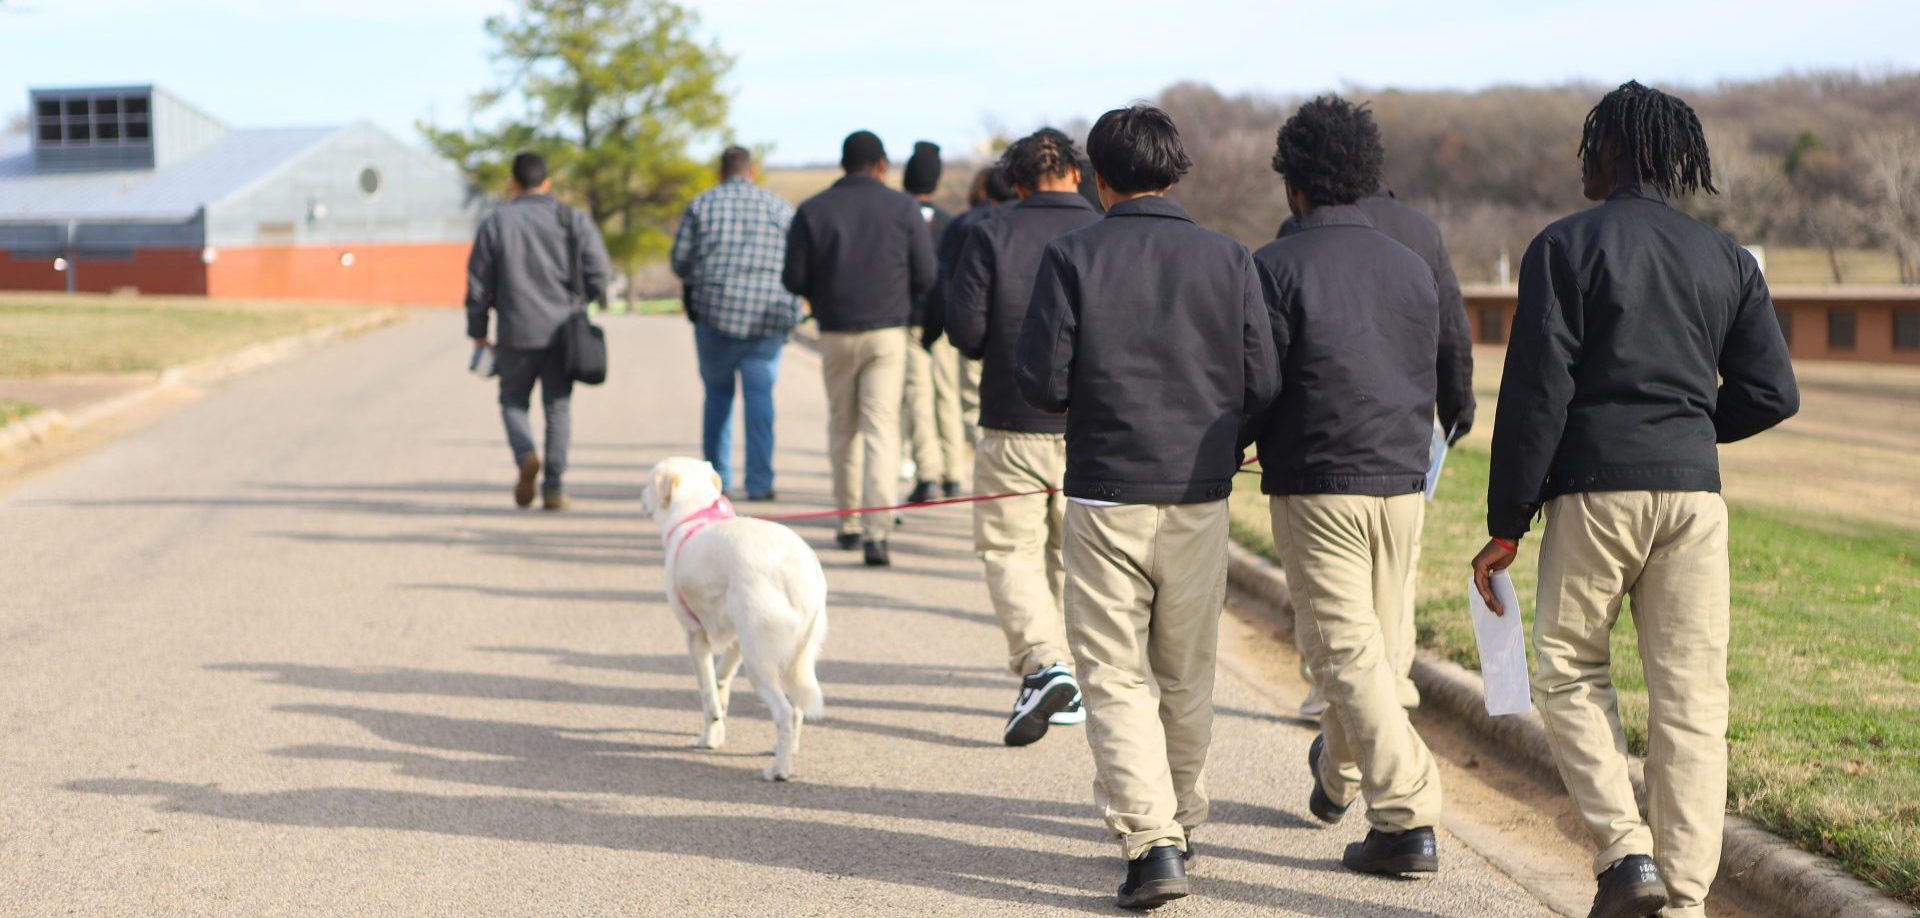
left=1049, top=691, right=1087, bottom=726
left=1004, top=662, right=1080, bottom=747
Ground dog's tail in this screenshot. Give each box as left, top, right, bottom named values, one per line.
left=782, top=560, right=828, bottom=721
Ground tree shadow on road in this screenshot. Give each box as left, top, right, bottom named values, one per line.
left=265, top=526, right=660, bottom=568
left=480, top=646, right=1011, bottom=692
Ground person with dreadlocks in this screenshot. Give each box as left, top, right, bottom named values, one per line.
left=925, top=166, right=1020, bottom=447
left=945, top=128, right=1103, bottom=748
left=1246, top=94, right=1450, bottom=878
left=1472, top=81, right=1798, bottom=918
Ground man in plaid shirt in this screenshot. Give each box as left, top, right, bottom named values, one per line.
left=671, top=146, right=805, bottom=500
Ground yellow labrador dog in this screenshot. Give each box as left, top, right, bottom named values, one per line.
left=643, top=457, right=827, bottom=781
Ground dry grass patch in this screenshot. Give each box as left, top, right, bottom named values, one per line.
left=0, top=295, right=374, bottom=377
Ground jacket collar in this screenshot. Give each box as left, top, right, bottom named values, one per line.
left=832, top=173, right=884, bottom=190
left=1017, top=190, right=1097, bottom=211
left=1105, top=194, right=1193, bottom=222
left=1608, top=184, right=1671, bottom=206
left=1295, top=203, right=1374, bottom=230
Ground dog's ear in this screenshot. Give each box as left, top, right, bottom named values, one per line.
left=654, top=467, right=678, bottom=508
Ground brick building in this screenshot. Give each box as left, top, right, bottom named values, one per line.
left=1464, top=283, right=1920, bottom=366
left=0, top=85, right=479, bottom=305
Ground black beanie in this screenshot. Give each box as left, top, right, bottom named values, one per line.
left=841, top=131, right=886, bottom=171
left=903, top=141, right=943, bottom=195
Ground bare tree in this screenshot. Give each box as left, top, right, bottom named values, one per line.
left=1857, top=129, right=1920, bottom=282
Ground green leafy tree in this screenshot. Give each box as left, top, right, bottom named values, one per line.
left=423, top=0, right=733, bottom=304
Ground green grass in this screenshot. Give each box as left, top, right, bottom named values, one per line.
left=0, top=297, right=370, bottom=377
left=597, top=298, right=683, bottom=317
left=0, top=399, right=37, bottom=425
left=1228, top=446, right=1920, bottom=904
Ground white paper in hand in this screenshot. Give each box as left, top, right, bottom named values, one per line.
left=1467, top=571, right=1533, bottom=716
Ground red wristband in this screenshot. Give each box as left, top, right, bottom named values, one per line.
left=1492, top=537, right=1518, bottom=551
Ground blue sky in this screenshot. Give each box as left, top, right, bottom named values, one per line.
left=4, top=0, right=1918, bottom=165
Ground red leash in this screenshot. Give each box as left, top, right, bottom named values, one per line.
left=745, top=456, right=1263, bottom=522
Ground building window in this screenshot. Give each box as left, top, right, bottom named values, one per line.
left=1477, top=307, right=1505, bottom=344
left=1828, top=308, right=1856, bottom=351
left=358, top=166, right=382, bottom=198
left=33, top=93, right=154, bottom=148
left=1895, top=309, right=1920, bottom=351
left=1775, top=308, right=1793, bottom=347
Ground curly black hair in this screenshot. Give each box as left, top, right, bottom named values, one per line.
left=1000, top=128, right=1082, bottom=192
left=1580, top=80, right=1716, bottom=196
left=1271, top=95, right=1383, bottom=207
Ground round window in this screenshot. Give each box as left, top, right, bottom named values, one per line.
left=357, top=165, right=382, bottom=197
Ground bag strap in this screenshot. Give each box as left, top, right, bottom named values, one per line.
left=555, top=201, right=584, bottom=311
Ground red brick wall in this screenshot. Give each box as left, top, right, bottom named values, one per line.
left=0, top=248, right=207, bottom=295
left=206, top=242, right=471, bottom=306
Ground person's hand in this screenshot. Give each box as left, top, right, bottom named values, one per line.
left=1471, top=538, right=1520, bottom=615
left=472, top=337, right=491, bottom=350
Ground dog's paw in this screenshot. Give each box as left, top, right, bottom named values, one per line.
left=698, top=721, right=726, bottom=750
left=762, top=763, right=793, bottom=782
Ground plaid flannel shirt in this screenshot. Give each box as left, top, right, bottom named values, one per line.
left=670, top=178, right=804, bottom=340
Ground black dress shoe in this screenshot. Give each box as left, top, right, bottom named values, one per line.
left=1588, top=855, right=1666, bottom=918
left=1341, top=827, right=1438, bottom=876
left=1307, top=734, right=1350, bottom=825
left=835, top=533, right=861, bottom=550
left=863, top=539, right=891, bottom=567
left=1116, top=844, right=1189, bottom=911
left=906, top=480, right=937, bottom=504
left=942, top=480, right=962, bottom=498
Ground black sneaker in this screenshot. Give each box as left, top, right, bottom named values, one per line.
left=863, top=539, right=890, bottom=567
left=1117, top=844, right=1190, bottom=910
left=1048, top=690, right=1086, bottom=726
left=1003, top=662, right=1078, bottom=747
left=942, top=480, right=962, bottom=498
left=906, top=480, right=938, bottom=504
left=1341, top=827, right=1438, bottom=876
left=1588, top=855, right=1666, bottom=918
left=745, top=491, right=777, bottom=502
left=1307, top=734, right=1350, bottom=825
left=835, top=533, right=861, bottom=551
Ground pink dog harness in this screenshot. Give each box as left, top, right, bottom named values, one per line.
left=666, top=497, right=736, bottom=628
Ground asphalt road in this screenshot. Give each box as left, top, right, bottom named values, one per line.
left=0, top=314, right=1556, bottom=917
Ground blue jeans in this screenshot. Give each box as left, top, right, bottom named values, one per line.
left=694, top=325, right=785, bottom=496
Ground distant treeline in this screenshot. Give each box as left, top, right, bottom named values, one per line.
left=1153, top=71, right=1920, bottom=284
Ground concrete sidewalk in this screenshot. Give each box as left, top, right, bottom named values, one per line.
left=0, top=314, right=1555, bottom=916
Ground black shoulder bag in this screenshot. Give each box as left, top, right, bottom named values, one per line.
left=557, top=204, right=608, bottom=385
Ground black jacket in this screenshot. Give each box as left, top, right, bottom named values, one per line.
left=922, top=200, right=1006, bottom=347
left=908, top=201, right=954, bottom=328
left=1486, top=187, right=1799, bottom=539
left=1279, top=190, right=1473, bottom=436
left=783, top=174, right=936, bottom=332
left=1249, top=205, right=1443, bottom=496
left=946, top=191, right=1103, bottom=433
left=1015, top=195, right=1279, bottom=503
left=465, top=194, right=611, bottom=349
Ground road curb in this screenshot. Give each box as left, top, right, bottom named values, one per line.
left=1224, top=541, right=1915, bottom=918
left=0, top=308, right=404, bottom=460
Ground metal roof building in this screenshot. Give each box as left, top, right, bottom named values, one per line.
left=0, top=85, right=481, bottom=304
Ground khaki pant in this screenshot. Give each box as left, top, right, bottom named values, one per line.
left=973, top=431, right=1068, bottom=675
left=820, top=329, right=906, bottom=539
left=902, top=327, right=947, bottom=484
left=1294, top=525, right=1419, bottom=709
left=1064, top=499, right=1229, bottom=859
left=957, top=354, right=981, bottom=444
left=1532, top=491, right=1729, bottom=918
left=929, top=336, right=974, bottom=486
left=1272, top=493, right=1442, bottom=832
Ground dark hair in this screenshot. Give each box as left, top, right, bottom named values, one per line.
left=985, top=166, right=1018, bottom=203
left=719, top=145, right=754, bottom=179
left=510, top=151, right=548, bottom=189
left=1000, top=128, right=1082, bottom=192
left=1271, top=95, right=1383, bottom=207
left=1580, top=80, right=1716, bottom=196
left=841, top=130, right=887, bottom=172
left=1086, top=104, right=1191, bottom=194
